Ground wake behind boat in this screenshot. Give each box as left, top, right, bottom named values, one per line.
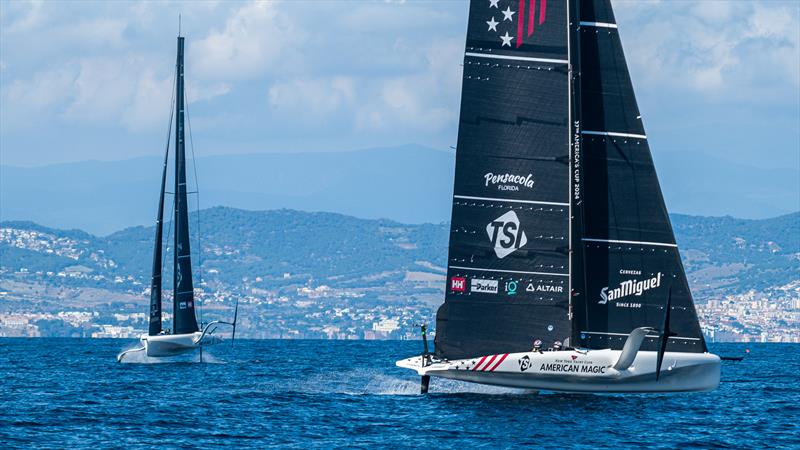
left=397, top=0, right=720, bottom=393
left=118, top=32, right=236, bottom=363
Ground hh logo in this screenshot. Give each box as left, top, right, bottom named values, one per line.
left=450, top=277, right=466, bottom=292
left=486, top=210, right=527, bottom=259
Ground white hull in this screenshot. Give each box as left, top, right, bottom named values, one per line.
left=397, top=349, right=720, bottom=393
left=117, top=331, right=223, bottom=362
left=144, top=332, right=206, bottom=357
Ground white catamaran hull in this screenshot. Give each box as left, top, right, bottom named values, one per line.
left=397, top=349, right=720, bottom=393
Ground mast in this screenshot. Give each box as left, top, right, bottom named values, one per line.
left=148, top=137, right=169, bottom=336
left=173, top=35, right=199, bottom=335
left=567, top=0, right=585, bottom=346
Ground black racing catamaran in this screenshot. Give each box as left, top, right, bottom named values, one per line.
left=118, top=32, right=236, bottom=363
left=397, top=0, right=720, bottom=393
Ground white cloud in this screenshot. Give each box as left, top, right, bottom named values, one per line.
left=122, top=67, right=174, bottom=132
left=189, top=1, right=291, bottom=80
left=269, top=76, right=355, bottom=116
left=617, top=1, right=799, bottom=100
left=265, top=35, right=461, bottom=135
left=355, top=38, right=462, bottom=133
left=2, top=0, right=47, bottom=34
left=1, top=53, right=230, bottom=133
left=62, top=57, right=138, bottom=122
left=1, top=65, right=75, bottom=122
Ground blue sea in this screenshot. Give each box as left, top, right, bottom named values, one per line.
left=0, top=340, right=797, bottom=449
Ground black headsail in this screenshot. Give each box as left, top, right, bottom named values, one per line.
left=148, top=134, right=170, bottom=336
left=434, top=0, right=572, bottom=360
left=570, top=0, right=706, bottom=353
left=172, top=36, right=199, bottom=335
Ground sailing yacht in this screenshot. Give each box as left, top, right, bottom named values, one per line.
left=118, top=33, right=236, bottom=362
left=397, top=0, right=720, bottom=393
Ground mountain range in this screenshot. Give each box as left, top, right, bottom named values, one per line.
left=2, top=145, right=797, bottom=235
left=2, top=207, right=797, bottom=301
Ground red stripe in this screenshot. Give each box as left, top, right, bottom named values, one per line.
left=528, top=0, right=536, bottom=37
left=489, top=353, right=509, bottom=371
left=539, top=0, right=546, bottom=25
left=481, top=354, right=499, bottom=371
left=516, top=0, right=525, bottom=48
left=472, top=355, right=488, bottom=371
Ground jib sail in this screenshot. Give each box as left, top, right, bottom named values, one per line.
left=570, top=0, right=706, bottom=353
left=172, top=36, right=199, bottom=335
left=434, top=0, right=573, bottom=360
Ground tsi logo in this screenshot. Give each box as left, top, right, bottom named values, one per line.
left=471, top=278, right=499, bottom=294
left=486, top=211, right=528, bottom=259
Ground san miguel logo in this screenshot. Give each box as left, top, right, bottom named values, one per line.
left=486, top=0, right=548, bottom=48
left=486, top=211, right=527, bottom=259
left=599, top=272, right=663, bottom=305
left=484, top=172, right=534, bottom=192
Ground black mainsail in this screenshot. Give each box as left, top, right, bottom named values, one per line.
left=148, top=136, right=169, bottom=336
left=435, top=0, right=571, bottom=360
left=172, top=36, right=200, bottom=335
left=434, top=0, right=705, bottom=360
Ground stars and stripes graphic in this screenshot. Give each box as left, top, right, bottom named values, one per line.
left=486, top=0, right=548, bottom=48
left=466, top=353, right=510, bottom=371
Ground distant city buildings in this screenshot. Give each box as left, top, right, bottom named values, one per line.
left=1, top=223, right=798, bottom=342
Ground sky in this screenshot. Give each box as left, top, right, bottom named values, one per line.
left=0, top=0, right=799, bottom=217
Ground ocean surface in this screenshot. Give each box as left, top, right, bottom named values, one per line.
left=0, top=339, right=797, bottom=449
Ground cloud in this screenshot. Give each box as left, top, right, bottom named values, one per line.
left=265, top=35, right=462, bottom=135
left=1, top=0, right=47, bottom=35
left=2, top=0, right=795, bottom=175
left=616, top=1, right=799, bottom=101
left=189, top=1, right=291, bottom=80
left=269, top=76, right=356, bottom=116
left=0, top=65, right=75, bottom=124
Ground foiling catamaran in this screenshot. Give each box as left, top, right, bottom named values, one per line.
left=397, top=0, right=720, bottom=393
left=118, top=32, right=236, bottom=362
